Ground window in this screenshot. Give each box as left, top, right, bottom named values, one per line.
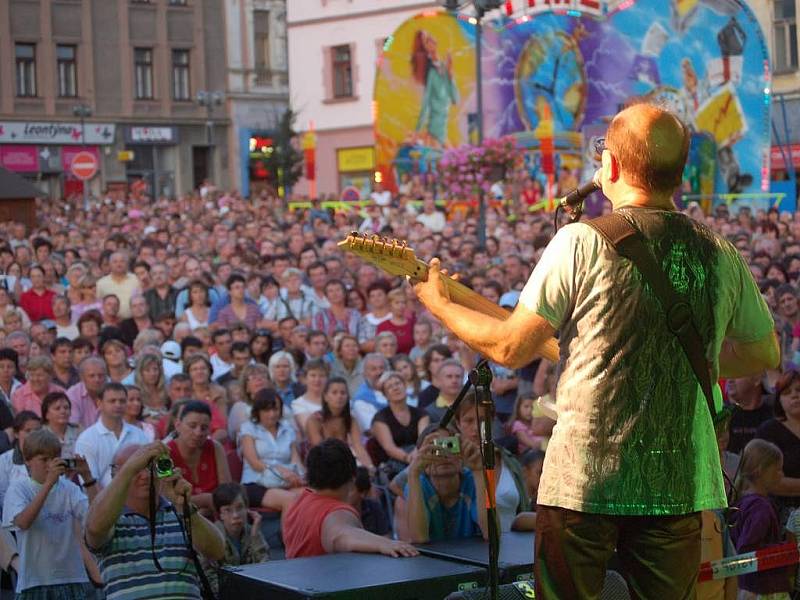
left=57, top=45, right=77, bottom=97
left=15, top=43, right=36, bottom=97
left=172, top=49, right=190, bottom=100
left=332, top=44, right=353, bottom=98
left=774, top=0, right=798, bottom=72
left=134, top=47, right=154, bottom=99
left=254, top=10, right=271, bottom=85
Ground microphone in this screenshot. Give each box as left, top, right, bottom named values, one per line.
left=559, top=169, right=602, bottom=210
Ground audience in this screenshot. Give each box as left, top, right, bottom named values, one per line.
left=0, top=184, right=794, bottom=585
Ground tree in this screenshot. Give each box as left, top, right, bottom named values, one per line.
left=264, top=108, right=304, bottom=198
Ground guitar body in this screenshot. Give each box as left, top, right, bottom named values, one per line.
left=338, top=233, right=560, bottom=364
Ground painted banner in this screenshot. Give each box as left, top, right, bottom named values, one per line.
left=375, top=0, right=771, bottom=204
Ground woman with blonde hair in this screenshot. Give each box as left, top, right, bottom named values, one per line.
left=228, top=363, right=271, bottom=443
left=133, top=352, right=169, bottom=422
left=71, top=274, right=101, bottom=320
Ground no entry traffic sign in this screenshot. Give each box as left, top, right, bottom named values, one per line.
left=70, top=151, right=98, bottom=181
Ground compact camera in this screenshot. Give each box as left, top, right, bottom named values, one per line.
left=153, top=455, right=175, bottom=478
left=62, top=458, right=77, bottom=470
left=432, top=436, right=461, bottom=456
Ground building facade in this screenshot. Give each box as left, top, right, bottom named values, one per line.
left=287, top=0, right=438, bottom=199
left=0, top=0, right=229, bottom=200
left=223, top=0, right=289, bottom=198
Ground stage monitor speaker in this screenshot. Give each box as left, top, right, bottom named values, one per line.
left=444, top=570, right=630, bottom=600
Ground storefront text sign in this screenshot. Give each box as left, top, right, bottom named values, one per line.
left=0, top=122, right=115, bottom=145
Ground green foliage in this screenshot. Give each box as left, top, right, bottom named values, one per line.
left=264, top=108, right=304, bottom=197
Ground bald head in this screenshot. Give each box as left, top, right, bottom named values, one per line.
left=113, top=444, right=142, bottom=470
left=606, top=103, right=689, bottom=195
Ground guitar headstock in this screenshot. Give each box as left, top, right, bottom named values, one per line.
left=337, top=232, right=426, bottom=279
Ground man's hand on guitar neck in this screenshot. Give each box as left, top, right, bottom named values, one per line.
left=412, top=257, right=556, bottom=369
left=410, top=257, right=458, bottom=310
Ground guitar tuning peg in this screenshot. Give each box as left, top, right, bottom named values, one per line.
left=390, top=239, right=398, bottom=255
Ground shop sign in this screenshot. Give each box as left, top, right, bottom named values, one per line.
left=0, top=146, right=38, bottom=172
left=770, top=144, right=800, bottom=170
left=337, top=147, right=375, bottom=173
left=125, top=126, right=178, bottom=144
left=0, top=122, right=115, bottom=145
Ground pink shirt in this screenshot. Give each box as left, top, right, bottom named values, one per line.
left=67, top=381, right=100, bottom=429
left=11, top=382, right=64, bottom=416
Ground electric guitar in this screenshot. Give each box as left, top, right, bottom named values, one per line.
left=338, top=232, right=560, bottom=363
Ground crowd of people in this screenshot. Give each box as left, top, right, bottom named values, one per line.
left=0, top=177, right=795, bottom=599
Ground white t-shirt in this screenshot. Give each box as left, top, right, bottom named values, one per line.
left=519, top=208, right=772, bottom=515
left=416, top=211, right=446, bottom=233
left=75, top=419, right=149, bottom=487
left=3, top=477, right=89, bottom=592
left=291, top=395, right=322, bottom=418
left=371, top=190, right=392, bottom=207
left=496, top=462, right=520, bottom=533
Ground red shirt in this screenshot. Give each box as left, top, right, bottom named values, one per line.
left=19, top=288, right=55, bottom=322
left=167, top=438, right=219, bottom=494
left=376, top=317, right=415, bottom=356
left=282, top=488, right=361, bottom=558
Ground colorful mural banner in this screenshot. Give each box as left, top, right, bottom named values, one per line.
left=374, top=0, right=771, bottom=208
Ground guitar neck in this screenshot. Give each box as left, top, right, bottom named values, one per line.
left=413, top=258, right=560, bottom=363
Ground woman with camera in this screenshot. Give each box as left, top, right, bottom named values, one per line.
left=166, top=400, right=231, bottom=513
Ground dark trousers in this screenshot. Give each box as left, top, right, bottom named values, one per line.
left=534, top=505, right=702, bottom=600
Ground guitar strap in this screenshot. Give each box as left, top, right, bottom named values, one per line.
left=586, top=213, right=717, bottom=418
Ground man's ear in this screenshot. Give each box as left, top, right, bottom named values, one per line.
left=606, top=152, right=620, bottom=183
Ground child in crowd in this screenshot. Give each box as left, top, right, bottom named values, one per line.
left=2, top=429, right=98, bottom=599
left=508, top=396, right=549, bottom=452
left=730, top=439, right=793, bottom=599
left=354, top=466, right=390, bottom=537
left=204, top=482, right=269, bottom=596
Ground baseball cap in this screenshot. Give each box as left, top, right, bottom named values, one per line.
left=40, top=319, right=57, bottom=331
left=160, top=341, right=181, bottom=362
left=499, top=290, right=521, bottom=309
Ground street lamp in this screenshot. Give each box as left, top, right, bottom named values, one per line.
left=442, top=0, right=502, bottom=248
left=72, top=103, right=92, bottom=211
left=196, top=90, right=224, bottom=181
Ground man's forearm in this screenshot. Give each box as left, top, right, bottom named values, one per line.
left=425, top=299, right=511, bottom=365
left=406, top=472, right=430, bottom=543
left=189, top=511, right=225, bottom=560
left=333, top=526, right=389, bottom=554
left=718, top=334, right=780, bottom=378
left=13, top=482, right=53, bottom=530
left=773, top=476, right=800, bottom=496
left=85, top=466, right=135, bottom=548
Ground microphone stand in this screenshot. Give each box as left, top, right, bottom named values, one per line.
left=469, top=362, right=499, bottom=600
left=437, top=359, right=500, bottom=600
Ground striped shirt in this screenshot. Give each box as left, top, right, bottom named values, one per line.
left=91, top=499, right=201, bottom=600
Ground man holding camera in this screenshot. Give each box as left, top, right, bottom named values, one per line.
left=85, top=441, right=225, bottom=599
left=405, top=427, right=489, bottom=544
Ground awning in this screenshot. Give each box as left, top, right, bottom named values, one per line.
left=770, top=144, right=800, bottom=170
